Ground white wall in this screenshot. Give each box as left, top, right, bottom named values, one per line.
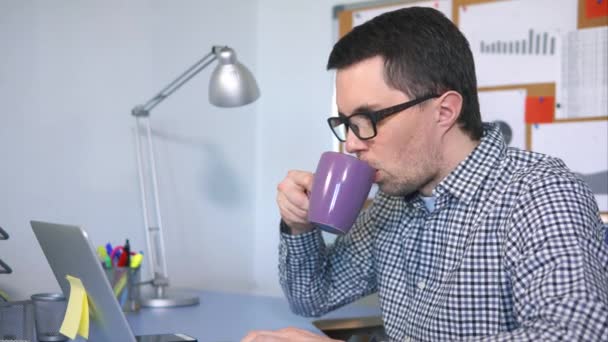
left=253, top=0, right=361, bottom=296
left=0, top=0, right=258, bottom=299
left=0, top=0, right=363, bottom=300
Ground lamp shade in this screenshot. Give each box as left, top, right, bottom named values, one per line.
left=209, top=47, right=260, bottom=107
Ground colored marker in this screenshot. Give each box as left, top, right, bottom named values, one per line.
left=104, top=255, right=112, bottom=269
left=117, top=250, right=128, bottom=268
left=97, top=246, right=108, bottom=260
left=130, top=253, right=143, bottom=269
left=124, top=239, right=131, bottom=269
left=110, top=246, right=124, bottom=266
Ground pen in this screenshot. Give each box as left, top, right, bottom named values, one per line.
left=124, top=239, right=131, bottom=269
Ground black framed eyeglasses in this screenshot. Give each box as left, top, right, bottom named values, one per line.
left=327, top=94, right=439, bottom=142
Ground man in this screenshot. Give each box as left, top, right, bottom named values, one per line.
left=244, top=7, right=607, bottom=342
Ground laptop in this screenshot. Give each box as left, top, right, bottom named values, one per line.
left=31, top=220, right=198, bottom=342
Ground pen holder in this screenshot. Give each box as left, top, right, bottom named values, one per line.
left=104, top=267, right=141, bottom=313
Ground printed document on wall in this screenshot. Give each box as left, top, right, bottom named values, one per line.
left=478, top=89, right=527, bottom=150
left=531, top=120, right=608, bottom=212
left=558, top=26, right=608, bottom=119
left=459, top=0, right=577, bottom=87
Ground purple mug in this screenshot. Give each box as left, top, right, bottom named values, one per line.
left=308, top=151, right=375, bottom=234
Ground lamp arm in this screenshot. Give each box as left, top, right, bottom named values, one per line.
left=131, top=46, right=226, bottom=291
left=132, top=49, right=218, bottom=116
left=134, top=116, right=169, bottom=286
left=130, top=45, right=248, bottom=306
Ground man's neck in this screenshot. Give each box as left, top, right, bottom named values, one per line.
left=420, top=129, right=480, bottom=196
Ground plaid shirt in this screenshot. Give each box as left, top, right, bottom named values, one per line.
left=279, top=124, right=608, bottom=341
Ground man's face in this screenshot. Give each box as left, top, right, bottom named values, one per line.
left=335, top=56, right=442, bottom=196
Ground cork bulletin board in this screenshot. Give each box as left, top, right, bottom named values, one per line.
left=333, top=0, right=608, bottom=220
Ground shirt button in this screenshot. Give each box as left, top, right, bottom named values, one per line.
left=403, top=336, right=412, bottom=342
left=417, top=281, right=426, bottom=290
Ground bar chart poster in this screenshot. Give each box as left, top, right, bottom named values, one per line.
left=478, top=89, right=527, bottom=150
left=459, top=0, right=578, bottom=87
left=479, top=29, right=557, bottom=56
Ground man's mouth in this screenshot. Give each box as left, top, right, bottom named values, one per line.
left=374, top=169, right=381, bottom=182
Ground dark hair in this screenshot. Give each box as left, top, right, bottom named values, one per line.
left=327, top=7, right=483, bottom=140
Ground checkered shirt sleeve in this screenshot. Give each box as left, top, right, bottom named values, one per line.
left=279, top=125, right=608, bottom=341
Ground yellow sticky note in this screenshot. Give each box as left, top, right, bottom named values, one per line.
left=60, top=275, right=89, bottom=340
left=79, top=289, right=89, bottom=338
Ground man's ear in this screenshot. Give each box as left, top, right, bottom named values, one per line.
left=436, top=91, right=463, bottom=131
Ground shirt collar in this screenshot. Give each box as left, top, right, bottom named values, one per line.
left=432, top=123, right=507, bottom=205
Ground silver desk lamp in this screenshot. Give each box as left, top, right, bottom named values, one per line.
left=131, top=46, right=260, bottom=307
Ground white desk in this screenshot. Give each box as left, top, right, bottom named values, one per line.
left=126, top=290, right=381, bottom=342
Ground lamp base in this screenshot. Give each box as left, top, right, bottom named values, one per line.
left=140, top=286, right=200, bottom=308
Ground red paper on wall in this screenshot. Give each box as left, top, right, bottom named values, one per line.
left=586, top=0, right=608, bottom=19
left=525, top=96, right=554, bottom=124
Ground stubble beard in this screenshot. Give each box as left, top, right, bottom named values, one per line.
left=377, top=149, right=440, bottom=197
left=378, top=172, right=432, bottom=197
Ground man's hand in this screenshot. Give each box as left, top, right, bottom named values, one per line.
left=276, top=170, right=315, bottom=234
left=241, top=327, right=341, bottom=342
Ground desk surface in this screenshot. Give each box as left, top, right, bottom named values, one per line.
left=126, top=291, right=380, bottom=342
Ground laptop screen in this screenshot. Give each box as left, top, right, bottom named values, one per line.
left=32, top=221, right=137, bottom=342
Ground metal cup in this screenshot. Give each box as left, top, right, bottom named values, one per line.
left=30, top=293, right=68, bottom=342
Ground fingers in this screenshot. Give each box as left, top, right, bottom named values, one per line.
left=277, top=327, right=326, bottom=338
left=242, top=328, right=336, bottom=342
left=277, top=170, right=314, bottom=229
left=278, top=170, right=314, bottom=194
left=241, top=330, right=285, bottom=342
left=277, top=190, right=308, bottom=221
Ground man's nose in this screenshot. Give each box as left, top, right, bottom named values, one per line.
left=344, top=130, right=367, bottom=154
